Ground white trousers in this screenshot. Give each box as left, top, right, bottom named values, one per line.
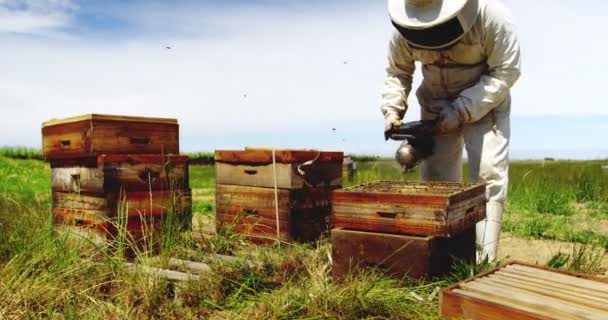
left=420, top=96, right=511, bottom=262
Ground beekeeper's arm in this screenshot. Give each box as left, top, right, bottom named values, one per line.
left=381, top=31, right=416, bottom=132
left=451, top=2, right=521, bottom=124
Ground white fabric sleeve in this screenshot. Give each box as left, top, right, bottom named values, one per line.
left=381, top=31, right=416, bottom=122
left=453, top=1, right=521, bottom=123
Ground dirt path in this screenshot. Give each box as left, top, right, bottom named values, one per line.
left=498, top=232, right=608, bottom=276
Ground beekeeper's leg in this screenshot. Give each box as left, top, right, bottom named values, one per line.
left=420, top=131, right=464, bottom=182
left=464, top=97, right=511, bottom=263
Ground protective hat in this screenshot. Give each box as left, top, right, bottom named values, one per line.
left=388, top=0, right=479, bottom=50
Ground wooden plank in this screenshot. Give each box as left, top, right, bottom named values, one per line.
left=477, top=276, right=608, bottom=311
left=166, top=258, right=212, bottom=274
left=43, top=114, right=177, bottom=127
left=214, top=149, right=343, bottom=164
left=440, top=261, right=608, bottom=319
left=124, top=263, right=200, bottom=282
left=459, top=281, right=608, bottom=320
left=504, top=264, right=608, bottom=293
left=492, top=271, right=608, bottom=300
left=331, top=227, right=474, bottom=280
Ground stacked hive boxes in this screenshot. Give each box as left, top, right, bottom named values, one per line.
left=214, top=149, right=343, bottom=243
left=331, top=181, right=486, bottom=279
left=42, top=114, right=192, bottom=252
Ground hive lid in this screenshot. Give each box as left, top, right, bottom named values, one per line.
left=42, top=114, right=178, bottom=127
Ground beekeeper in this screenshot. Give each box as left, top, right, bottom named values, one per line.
left=381, top=0, right=521, bottom=262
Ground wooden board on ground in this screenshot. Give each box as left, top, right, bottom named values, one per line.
left=331, top=227, right=475, bottom=280
left=332, top=181, right=486, bottom=237
left=215, top=184, right=332, bottom=242
left=50, top=154, right=189, bottom=194
left=215, top=149, right=343, bottom=189
left=42, top=114, right=179, bottom=159
left=440, top=261, right=608, bottom=319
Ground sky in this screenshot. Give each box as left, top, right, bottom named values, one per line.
left=0, top=0, right=607, bottom=159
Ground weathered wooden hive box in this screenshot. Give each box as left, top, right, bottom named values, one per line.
left=51, top=155, right=192, bottom=247
left=42, top=114, right=179, bottom=159
left=331, top=181, right=485, bottom=280
left=440, top=261, right=608, bottom=319
left=215, top=149, right=343, bottom=242
left=53, top=190, right=191, bottom=246
left=332, top=181, right=486, bottom=237
left=215, top=149, right=343, bottom=189
left=332, top=227, right=475, bottom=279
left=43, top=114, right=190, bottom=255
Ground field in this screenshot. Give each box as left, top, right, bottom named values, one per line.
left=1, top=155, right=607, bottom=319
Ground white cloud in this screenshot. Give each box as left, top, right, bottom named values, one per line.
left=0, top=0, right=76, bottom=34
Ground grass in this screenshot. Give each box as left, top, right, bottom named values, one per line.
left=0, top=146, right=43, bottom=160
left=1, top=156, right=608, bottom=318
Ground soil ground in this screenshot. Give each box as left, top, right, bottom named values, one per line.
left=498, top=232, right=608, bottom=276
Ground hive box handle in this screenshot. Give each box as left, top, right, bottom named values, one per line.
left=244, top=170, right=258, bottom=175
left=60, top=140, right=71, bottom=149
left=376, top=212, right=398, bottom=219
left=242, top=209, right=258, bottom=216
left=130, top=136, right=151, bottom=145
left=139, top=170, right=161, bottom=183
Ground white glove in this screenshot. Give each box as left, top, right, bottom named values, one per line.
left=384, top=113, right=402, bottom=133
left=437, top=105, right=463, bottom=134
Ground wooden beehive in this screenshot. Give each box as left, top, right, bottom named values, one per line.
left=50, top=155, right=189, bottom=195
left=215, top=149, right=343, bottom=189
left=332, top=181, right=486, bottom=237
left=53, top=190, right=191, bottom=248
left=215, top=184, right=332, bottom=242
left=331, top=227, right=475, bottom=280
left=42, top=114, right=179, bottom=159
left=440, top=261, right=608, bottom=319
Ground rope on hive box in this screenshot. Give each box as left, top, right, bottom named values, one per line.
left=296, top=151, right=321, bottom=188
left=272, top=149, right=281, bottom=246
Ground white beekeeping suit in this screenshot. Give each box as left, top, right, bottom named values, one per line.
left=381, top=0, right=521, bottom=262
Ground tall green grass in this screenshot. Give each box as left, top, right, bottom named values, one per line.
left=0, top=147, right=43, bottom=160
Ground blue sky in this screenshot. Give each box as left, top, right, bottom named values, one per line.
left=0, top=0, right=607, bottom=159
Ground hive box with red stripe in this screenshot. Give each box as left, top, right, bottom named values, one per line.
left=215, top=149, right=343, bottom=242
left=331, top=181, right=486, bottom=279
left=51, top=154, right=192, bottom=249
left=42, top=114, right=179, bottom=159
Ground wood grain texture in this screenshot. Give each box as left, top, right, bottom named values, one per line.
left=52, top=189, right=192, bottom=233
left=332, top=181, right=486, bottom=237
left=51, top=155, right=189, bottom=194
left=214, top=149, right=343, bottom=164
left=439, top=261, right=608, bottom=320
left=215, top=184, right=332, bottom=242
left=331, top=227, right=475, bottom=280
left=42, top=114, right=178, bottom=127
left=215, top=161, right=342, bottom=190
left=42, top=116, right=179, bottom=159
